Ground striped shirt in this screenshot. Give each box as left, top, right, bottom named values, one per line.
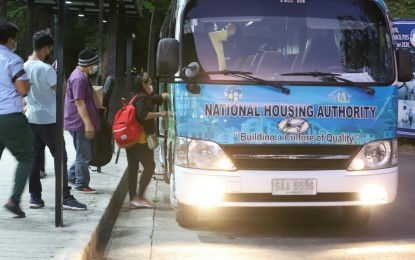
left=64, top=67, right=100, bottom=132
left=0, top=45, right=29, bottom=114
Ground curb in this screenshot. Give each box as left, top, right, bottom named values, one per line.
left=81, top=167, right=128, bottom=260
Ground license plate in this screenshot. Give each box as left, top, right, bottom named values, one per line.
left=272, top=179, right=317, bottom=195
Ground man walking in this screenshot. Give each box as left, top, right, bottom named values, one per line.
left=24, top=30, right=86, bottom=210
left=64, top=48, right=101, bottom=193
left=0, top=19, right=33, bottom=218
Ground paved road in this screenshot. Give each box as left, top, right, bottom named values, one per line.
left=103, top=151, right=415, bottom=260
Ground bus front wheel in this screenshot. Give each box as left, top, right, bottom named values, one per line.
left=176, top=202, right=198, bottom=228
left=342, top=206, right=371, bottom=226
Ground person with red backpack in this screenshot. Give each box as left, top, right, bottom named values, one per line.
left=127, top=73, right=168, bottom=208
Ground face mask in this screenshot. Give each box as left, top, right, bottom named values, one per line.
left=10, top=41, right=17, bottom=53
left=45, top=47, right=53, bottom=62
left=90, top=65, right=98, bottom=75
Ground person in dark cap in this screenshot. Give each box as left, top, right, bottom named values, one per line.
left=64, top=48, right=103, bottom=193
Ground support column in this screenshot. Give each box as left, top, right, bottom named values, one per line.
left=98, top=0, right=104, bottom=86
left=126, top=30, right=133, bottom=94
left=26, top=0, right=35, bottom=58
left=147, top=11, right=156, bottom=79
left=116, top=0, right=127, bottom=98
left=0, top=0, right=7, bottom=18
left=55, top=0, right=65, bottom=227
left=107, top=0, right=119, bottom=124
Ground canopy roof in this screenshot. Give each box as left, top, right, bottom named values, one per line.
left=26, top=0, right=143, bottom=18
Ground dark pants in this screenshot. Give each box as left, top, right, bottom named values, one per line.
left=40, top=150, right=45, bottom=172
left=126, top=143, right=155, bottom=200
left=0, top=113, right=34, bottom=204
left=29, top=123, right=71, bottom=199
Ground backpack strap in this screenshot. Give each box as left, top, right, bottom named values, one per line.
left=129, top=92, right=148, bottom=106
left=129, top=93, right=140, bottom=105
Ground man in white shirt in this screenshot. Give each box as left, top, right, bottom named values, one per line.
left=24, top=30, right=86, bottom=210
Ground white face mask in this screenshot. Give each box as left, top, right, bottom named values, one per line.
left=10, top=40, right=17, bottom=53
left=90, top=65, right=98, bottom=75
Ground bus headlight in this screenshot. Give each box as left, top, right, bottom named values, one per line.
left=347, top=139, right=398, bottom=171
left=175, top=137, right=237, bottom=171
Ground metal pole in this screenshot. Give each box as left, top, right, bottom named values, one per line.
left=55, top=0, right=65, bottom=227
left=98, top=0, right=104, bottom=86
left=0, top=0, right=7, bottom=18
left=126, top=31, right=133, bottom=93
left=147, top=11, right=156, bottom=79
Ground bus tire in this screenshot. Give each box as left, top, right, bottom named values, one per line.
left=176, top=202, right=198, bottom=228
left=342, top=206, right=371, bottom=226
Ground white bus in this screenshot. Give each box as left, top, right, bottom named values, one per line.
left=154, top=0, right=413, bottom=227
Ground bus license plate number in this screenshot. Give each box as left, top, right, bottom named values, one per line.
left=272, top=179, right=317, bottom=195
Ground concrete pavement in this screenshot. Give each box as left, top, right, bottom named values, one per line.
left=103, top=145, right=415, bottom=260
left=0, top=131, right=128, bottom=260
left=2, top=130, right=415, bottom=259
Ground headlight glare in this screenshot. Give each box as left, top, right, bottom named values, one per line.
left=347, top=139, right=396, bottom=171
left=175, top=137, right=237, bottom=171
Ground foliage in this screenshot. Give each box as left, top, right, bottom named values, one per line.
left=6, top=2, right=28, bottom=57
left=142, top=0, right=172, bottom=12
left=386, top=0, right=415, bottom=19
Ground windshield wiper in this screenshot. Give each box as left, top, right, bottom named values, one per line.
left=281, top=71, right=375, bottom=95
left=207, top=70, right=290, bottom=94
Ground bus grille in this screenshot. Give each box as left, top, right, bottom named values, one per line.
left=222, top=193, right=360, bottom=202
left=221, top=144, right=362, bottom=170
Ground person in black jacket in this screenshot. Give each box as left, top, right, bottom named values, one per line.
left=127, top=73, right=169, bottom=208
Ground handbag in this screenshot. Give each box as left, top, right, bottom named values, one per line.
left=147, top=133, right=159, bottom=150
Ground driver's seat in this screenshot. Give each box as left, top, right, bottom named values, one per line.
left=301, top=34, right=341, bottom=72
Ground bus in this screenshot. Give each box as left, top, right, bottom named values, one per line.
left=154, top=0, right=413, bottom=227
left=392, top=19, right=415, bottom=138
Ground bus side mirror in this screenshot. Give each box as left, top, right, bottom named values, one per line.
left=156, top=38, right=179, bottom=75
left=396, top=49, right=414, bottom=82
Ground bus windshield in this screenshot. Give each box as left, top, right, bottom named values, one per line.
left=182, top=0, right=394, bottom=84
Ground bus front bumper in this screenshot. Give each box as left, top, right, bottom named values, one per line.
left=173, top=166, right=398, bottom=208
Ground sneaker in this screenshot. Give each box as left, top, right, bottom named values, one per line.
left=40, top=170, right=47, bottom=179
left=130, top=197, right=155, bottom=209
left=63, top=195, right=87, bottom=210
left=29, top=196, right=45, bottom=209
left=74, top=186, right=97, bottom=194
left=4, top=200, right=25, bottom=218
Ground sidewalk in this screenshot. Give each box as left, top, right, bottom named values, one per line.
left=0, top=131, right=128, bottom=260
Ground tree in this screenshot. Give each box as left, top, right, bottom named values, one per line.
left=386, top=0, right=415, bottom=19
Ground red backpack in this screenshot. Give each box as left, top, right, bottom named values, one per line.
left=112, top=94, right=143, bottom=148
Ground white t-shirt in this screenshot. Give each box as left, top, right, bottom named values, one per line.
left=24, top=60, right=57, bottom=124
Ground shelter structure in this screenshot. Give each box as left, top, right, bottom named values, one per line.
left=1, top=0, right=143, bottom=226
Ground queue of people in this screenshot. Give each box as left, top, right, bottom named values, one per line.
left=0, top=18, right=168, bottom=218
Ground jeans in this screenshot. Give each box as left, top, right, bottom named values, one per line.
left=29, top=123, right=71, bottom=199
left=0, top=113, right=34, bottom=204
left=68, top=131, right=91, bottom=189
